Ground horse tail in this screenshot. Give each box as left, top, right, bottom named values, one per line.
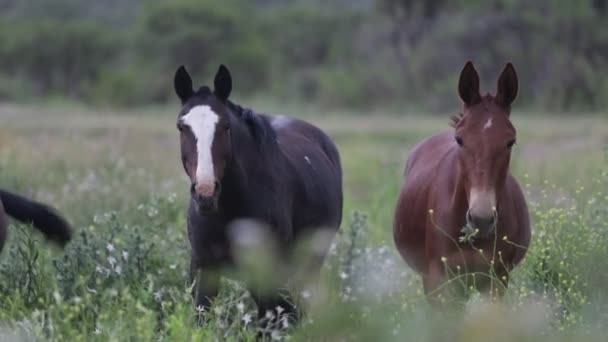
left=0, top=189, right=72, bottom=248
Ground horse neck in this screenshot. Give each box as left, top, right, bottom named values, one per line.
left=445, top=149, right=470, bottom=215
left=220, top=107, right=281, bottom=202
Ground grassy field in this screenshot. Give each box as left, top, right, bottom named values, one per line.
left=0, top=104, right=607, bottom=341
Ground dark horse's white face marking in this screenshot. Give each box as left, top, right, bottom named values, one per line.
left=179, top=105, right=219, bottom=197
left=174, top=65, right=233, bottom=213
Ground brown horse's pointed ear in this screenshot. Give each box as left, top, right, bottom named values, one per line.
left=214, top=64, right=232, bottom=102
left=174, top=65, right=193, bottom=104
left=458, top=61, right=481, bottom=106
left=496, top=63, right=518, bottom=107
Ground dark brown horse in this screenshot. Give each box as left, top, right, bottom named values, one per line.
left=393, top=62, right=530, bottom=304
left=0, top=189, right=72, bottom=253
left=173, top=65, right=343, bottom=322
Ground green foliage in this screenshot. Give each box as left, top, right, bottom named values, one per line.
left=137, top=0, right=268, bottom=97
left=1, top=1, right=608, bottom=108
left=89, top=68, right=158, bottom=107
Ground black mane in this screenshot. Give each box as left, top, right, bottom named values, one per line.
left=191, top=86, right=277, bottom=147
left=196, top=86, right=212, bottom=96
left=227, top=101, right=277, bottom=147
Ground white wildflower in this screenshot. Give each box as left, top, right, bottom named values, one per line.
left=301, top=289, right=312, bottom=300
left=107, top=256, right=117, bottom=266
left=106, top=243, right=115, bottom=253
left=214, top=306, right=223, bottom=315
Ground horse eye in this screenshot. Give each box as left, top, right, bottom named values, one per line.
left=455, top=136, right=464, bottom=147
left=176, top=122, right=184, bottom=131
left=507, top=139, right=516, bottom=149
left=224, top=124, right=231, bottom=131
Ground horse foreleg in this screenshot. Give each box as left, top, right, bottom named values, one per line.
left=423, top=260, right=450, bottom=306
left=476, top=268, right=509, bottom=300
left=252, top=286, right=299, bottom=334
left=424, top=260, right=467, bottom=307
left=190, top=256, right=221, bottom=313
left=0, top=200, right=7, bottom=253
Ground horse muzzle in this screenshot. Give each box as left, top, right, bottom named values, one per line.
left=191, top=182, right=221, bottom=213
left=466, top=208, right=497, bottom=237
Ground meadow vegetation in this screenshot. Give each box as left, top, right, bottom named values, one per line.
left=0, top=105, right=606, bottom=341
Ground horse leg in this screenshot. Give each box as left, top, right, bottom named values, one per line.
left=476, top=269, right=509, bottom=300
left=290, top=227, right=336, bottom=303
left=0, top=200, right=7, bottom=254
left=424, top=261, right=466, bottom=307
left=190, top=256, right=221, bottom=312
left=187, top=211, right=230, bottom=314
left=424, top=261, right=449, bottom=306
left=252, top=286, right=299, bottom=336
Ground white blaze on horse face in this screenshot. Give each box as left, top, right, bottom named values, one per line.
left=181, top=105, right=219, bottom=196
left=483, top=118, right=493, bottom=131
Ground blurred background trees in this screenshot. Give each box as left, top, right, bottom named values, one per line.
left=0, top=0, right=606, bottom=112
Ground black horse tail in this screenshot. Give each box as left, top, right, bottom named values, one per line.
left=0, top=189, right=72, bottom=247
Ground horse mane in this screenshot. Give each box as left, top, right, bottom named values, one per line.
left=192, top=86, right=277, bottom=147
left=449, top=112, right=464, bottom=128
left=227, top=102, right=277, bottom=147
left=196, top=86, right=212, bottom=96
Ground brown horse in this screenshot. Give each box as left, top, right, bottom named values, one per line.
left=0, top=189, right=72, bottom=253
left=393, top=62, right=530, bottom=304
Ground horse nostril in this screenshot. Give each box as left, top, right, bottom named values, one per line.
left=214, top=181, right=221, bottom=193
left=190, top=183, right=196, bottom=195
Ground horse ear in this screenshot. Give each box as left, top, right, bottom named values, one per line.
left=496, top=62, right=518, bottom=107
left=214, top=64, right=232, bottom=102
left=458, top=61, right=481, bottom=106
left=174, top=66, right=193, bottom=104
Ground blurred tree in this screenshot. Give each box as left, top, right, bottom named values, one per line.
left=137, top=0, right=268, bottom=95
left=0, top=0, right=606, bottom=111
left=0, top=19, right=122, bottom=97
left=377, top=0, right=447, bottom=84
